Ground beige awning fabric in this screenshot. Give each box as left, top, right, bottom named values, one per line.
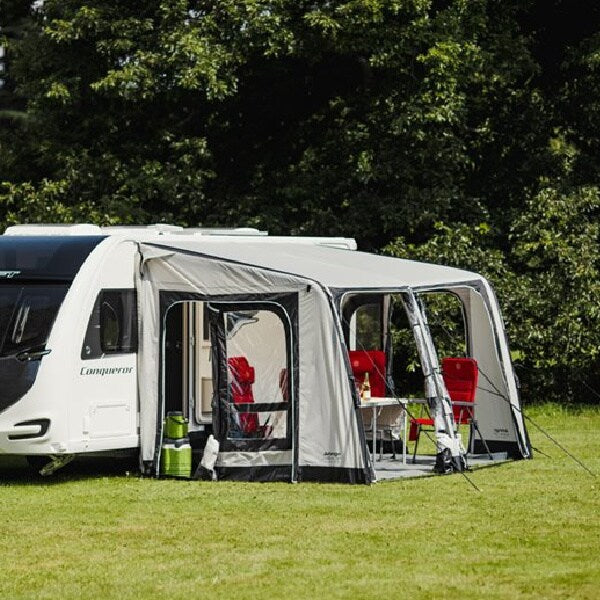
left=140, top=239, right=483, bottom=290
left=135, top=239, right=530, bottom=482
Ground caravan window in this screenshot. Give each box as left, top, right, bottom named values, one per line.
left=0, top=236, right=105, bottom=281
left=81, top=290, right=137, bottom=359
left=0, top=284, right=68, bottom=357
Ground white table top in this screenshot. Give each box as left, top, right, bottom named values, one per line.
left=360, top=397, right=426, bottom=407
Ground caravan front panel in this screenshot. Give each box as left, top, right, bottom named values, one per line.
left=0, top=236, right=106, bottom=452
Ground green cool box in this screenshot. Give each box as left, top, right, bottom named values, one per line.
left=164, top=411, right=188, bottom=439
left=160, top=437, right=192, bottom=478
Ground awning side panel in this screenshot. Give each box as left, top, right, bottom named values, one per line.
left=454, top=284, right=530, bottom=458
left=136, top=243, right=367, bottom=482
left=297, top=285, right=368, bottom=481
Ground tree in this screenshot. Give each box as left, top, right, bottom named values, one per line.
left=206, top=1, right=554, bottom=248
left=1, top=1, right=600, bottom=402
left=385, top=182, right=600, bottom=403
left=1, top=1, right=243, bottom=224
left=1, top=1, right=552, bottom=242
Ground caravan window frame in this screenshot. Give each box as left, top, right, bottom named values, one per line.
left=81, top=288, right=138, bottom=360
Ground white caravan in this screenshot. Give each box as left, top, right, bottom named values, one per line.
left=0, top=224, right=355, bottom=473
left=0, top=224, right=530, bottom=482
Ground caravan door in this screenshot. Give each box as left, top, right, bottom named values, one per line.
left=75, top=289, right=138, bottom=450
left=163, top=301, right=213, bottom=428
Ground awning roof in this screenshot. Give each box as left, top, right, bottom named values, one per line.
left=143, top=240, right=482, bottom=290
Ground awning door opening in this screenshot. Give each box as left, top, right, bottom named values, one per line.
left=341, top=290, right=497, bottom=480
left=160, top=293, right=298, bottom=481
left=207, top=302, right=294, bottom=455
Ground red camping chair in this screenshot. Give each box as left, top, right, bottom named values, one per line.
left=443, top=357, right=491, bottom=456
left=444, top=357, right=478, bottom=426
left=227, top=356, right=260, bottom=435
left=279, top=367, right=289, bottom=402
left=409, top=357, right=480, bottom=461
left=348, top=350, right=387, bottom=398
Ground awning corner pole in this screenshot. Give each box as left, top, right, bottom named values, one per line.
left=405, top=291, right=464, bottom=464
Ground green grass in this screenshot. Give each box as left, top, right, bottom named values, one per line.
left=0, top=404, right=599, bottom=600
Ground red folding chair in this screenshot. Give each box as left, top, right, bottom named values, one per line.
left=227, top=356, right=260, bottom=435
left=408, top=413, right=434, bottom=463
left=444, top=357, right=478, bottom=425
left=409, top=357, right=482, bottom=461
left=279, top=367, right=289, bottom=402
left=443, top=357, right=492, bottom=456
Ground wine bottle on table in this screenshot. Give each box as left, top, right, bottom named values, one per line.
left=362, top=371, right=371, bottom=402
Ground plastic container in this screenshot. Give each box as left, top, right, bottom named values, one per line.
left=164, top=411, right=188, bottom=439
left=160, top=437, right=192, bottom=478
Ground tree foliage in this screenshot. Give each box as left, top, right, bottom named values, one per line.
left=386, top=183, right=600, bottom=402
left=0, top=1, right=599, bottom=402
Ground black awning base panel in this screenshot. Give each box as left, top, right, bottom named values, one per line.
left=472, top=439, right=525, bottom=459
left=216, top=465, right=292, bottom=482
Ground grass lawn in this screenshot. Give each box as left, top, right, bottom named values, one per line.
left=0, top=404, right=598, bottom=600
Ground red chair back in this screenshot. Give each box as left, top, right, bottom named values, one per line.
left=279, top=368, right=289, bottom=402
left=441, top=357, right=478, bottom=424
left=227, top=356, right=258, bottom=433
left=349, top=350, right=387, bottom=397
